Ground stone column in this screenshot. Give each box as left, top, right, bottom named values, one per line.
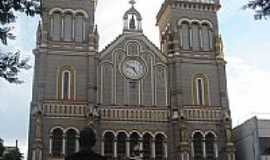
left=75, top=135, right=80, bottom=152
left=202, top=138, right=206, bottom=159
left=215, top=142, right=218, bottom=158
left=126, top=138, right=130, bottom=158
left=49, top=135, right=52, bottom=154
left=151, top=139, right=155, bottom=159
left=113, top=138, right=117, bottom=158
left=164, top=142, right=168, bottom=159
left=101, top=139, right=104, bottom=156
left=191, top=142, right=194, bottom=158
left=62, top=134, right=66, bottom=155
left=139, top=138, right=143, bottom=158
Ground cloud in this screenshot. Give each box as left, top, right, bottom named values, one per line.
left=227, top=56, right=270, bottom=126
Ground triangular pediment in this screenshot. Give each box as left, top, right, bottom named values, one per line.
left=99, top=32, right=167, bottom=63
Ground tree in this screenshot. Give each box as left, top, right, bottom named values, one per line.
left=244, top=0, right=270, bottom=19
left=0, top=0, right=40, bottom=83
left=0, top=51, right=31, bottom=83
left=0, top=138, right=4, bottom=156
left=2, top=148, right=23, bottom=160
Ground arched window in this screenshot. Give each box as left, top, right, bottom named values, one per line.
left=130, top=132, right=140, bottom=157
left=193, top=132, right=203, bottom=160
left=155, top=134, right=165, bottom=160
left=63, top=12, right=73, bottom=41
left=143, top=133, right=152, bottom=160
left=180, top=21, right=190, bottom=50
left=205, top=133, right=216, bottom=160
left=191, top=22, right=200, bottom=50
left=52, top=128, right=63, bottom=157
left=117, top=132, right=127, bottom=159
left=75, top=13, right=85, bottom=42
left=104, top=132, right=114, bottom=158
left=66, top=129, right=77, bottom=156
left=57, top=66, right=76, bottom=100
left=50, top=12, right=62, bottom=41
left=201, top=23, right=213, bottom=51
left=193, top=74, right=209, bottom=106
left=62, top=70, right=71, bottom=100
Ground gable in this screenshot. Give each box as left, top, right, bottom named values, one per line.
left=99, top=32, right=167, bottom=63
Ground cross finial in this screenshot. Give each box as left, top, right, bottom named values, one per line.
left=129, top=0, right=136, bottom=7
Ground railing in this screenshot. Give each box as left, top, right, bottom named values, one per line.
left=176, top=0, right=218, bottom=4
left=183, top=105, right=223, bottom=121
left=99, top=106, right=170, bottom=122
left=41, top=101, right=87, bottom=117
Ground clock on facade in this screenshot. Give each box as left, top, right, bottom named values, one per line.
left=122, top=59, right=145, bottom=80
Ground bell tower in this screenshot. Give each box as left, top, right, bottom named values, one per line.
left=157, top=0, right=235, bottom=160
left=28, top=0, right=99, bottom=160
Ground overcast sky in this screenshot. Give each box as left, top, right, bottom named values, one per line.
left=0, top=0, right=270, bottom=158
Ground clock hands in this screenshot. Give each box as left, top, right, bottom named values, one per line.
left=127, top=64, right=138, bottom=74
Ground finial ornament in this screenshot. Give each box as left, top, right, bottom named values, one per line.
left=129, top=0, right=136, bottom=7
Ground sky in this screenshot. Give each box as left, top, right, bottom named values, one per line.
left=1, top=0, right=270, bottom=158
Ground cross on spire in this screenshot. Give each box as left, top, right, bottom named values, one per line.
left=129, top=0, right=136, bottom=7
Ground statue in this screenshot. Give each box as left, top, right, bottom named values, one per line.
left=35, top=112, right=42, bottom=140
left=216, top=35, right=224, bottom=59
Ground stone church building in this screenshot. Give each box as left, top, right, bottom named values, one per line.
left=28, top=0, right=236, bottom=160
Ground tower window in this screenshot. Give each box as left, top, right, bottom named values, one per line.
left=75, top=14, right=85, bottom=42
left=180, top=22, right=190, bottom=50
left=50, top=12, right=62, bottom=41
left=62, top=71, right=71, bottom=100
left=193, top=132, right=203, bottom=160
left=130, top=132, right=140, bottom=157
left=196, top=78, right=204, bottom=105
left=117, top=132, right=127, bottom=158
left=57, top=66, right=76, bottom=100
left=191, top=23, right=200, bottom=50
left=66, top=129, right=77, bottom=156
left=193, top=74, right=210, bottom=106
left=206, top=133, right=216, bottom=160
left=143, top=133, right=152, bottom=160
left=104, top=132, right=114, bottom=158
left=64, top=13, right=73, bottom=41
left=52, top=128, right=63, bottom=157
left=155, top=134, right=165, bottom=160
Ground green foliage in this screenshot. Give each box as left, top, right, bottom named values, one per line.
left=244, top=0, right=270, bottom=19
left=0, top=138, right=4, bottom=156
left=0, top=51, right=31, bottom=83
left=3, top=149, right=23, bottom=160
left=0, top=0, right=40, bottom=83
left=0, top=0, right=40, bottom=45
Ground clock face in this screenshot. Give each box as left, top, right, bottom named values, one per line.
left=122, top=59, right=145, bottom=80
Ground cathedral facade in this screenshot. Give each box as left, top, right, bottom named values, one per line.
left=28, top=0, right=235, bottom=160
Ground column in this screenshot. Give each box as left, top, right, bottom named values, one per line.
left=214, top=142, right=218, bottom=158
left=113, top=138, right=117, bottom=158
left=62, top=134, right=66, bottom=155
left=101, top=139, right=104, bottom=156
left=126, top=138, right=130, bottom=158
left=72, top=16, right=75, bottom=41
left=139, top=138, right=143, bottom=158
left=49, top=136, right=52, bottom=154
left=164, top=142, right=168, bottom=159
left=199, top=26, right=203, bottom=49
left=191, top=142, right=194, bottom=158
left=32, top=150, right=36, bottom=160
left=75, top=135, right=80, bottom=152
left=203, top=138, right=206, bottom=159
left=151, top=139, right=155, bottom=159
